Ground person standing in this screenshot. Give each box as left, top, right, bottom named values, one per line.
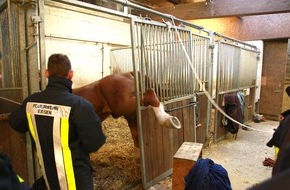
left=9, top=53, right=106, bottom=190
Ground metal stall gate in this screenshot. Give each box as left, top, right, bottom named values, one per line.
left=0, top=0, right=33, bottom=185
left=214, top=40, right=259, bottom=142
left=126, top=17, right=212, bottom=188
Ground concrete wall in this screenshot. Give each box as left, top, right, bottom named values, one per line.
left=189, top=13, right=290, bottom=41
left=44, top=2, right=131, bottom=88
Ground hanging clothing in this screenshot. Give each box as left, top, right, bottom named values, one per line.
left=224, top=93, right=242, bottom=135
left=237, top=91, right=245, bottom=124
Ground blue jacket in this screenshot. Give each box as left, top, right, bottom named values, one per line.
left=184, top=158, right=232, bottom=190
left=9, top=76, right=106, bottom=190
left=0, top=152, right=32, bottom=190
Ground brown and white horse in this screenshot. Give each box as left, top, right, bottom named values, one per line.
left=72, top=71, right=181, bottom=148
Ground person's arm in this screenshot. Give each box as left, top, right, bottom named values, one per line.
left=74, top=100, right=106, bottom=153
left=248, top=169, right=290, bottom=190
left=8, top=100, right=29, bottom=133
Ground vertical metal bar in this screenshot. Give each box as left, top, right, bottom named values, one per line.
left=130, top=18, right=146, bottom=189
left=38, top=0, right=46, bottom=91
left=169, top=29, right=174, bottom=99
left=203, top=38, right=207, bottom=90
left=188, top=32, right=197, bottom=142
left=158, top=26, right=164, bottom=102
left=167, top=29, right=171, bottom=98
left=180, top=31, right=184, bottom=96
left=139, top=23, right=145, bottom=89
left=214, top=41, right=221, bottom=142
left=206, top=37, right=213, bottom=144
left=189, top=32, right=193, bottom=95
left=7, top=0, right=15, bottom=86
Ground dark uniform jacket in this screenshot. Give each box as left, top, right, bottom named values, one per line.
left=266, top=109, right=290, bottom=176
left=0, top=152, right=32, bottom=190
left=9, top=76, right=106, bottom=190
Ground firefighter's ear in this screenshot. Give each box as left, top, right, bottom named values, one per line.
left=45, top=70, right=49, bottom=78
left=68, top=70, right=73, bottom=80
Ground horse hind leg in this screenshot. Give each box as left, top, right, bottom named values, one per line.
left=125, top=117, right=141, bottom=160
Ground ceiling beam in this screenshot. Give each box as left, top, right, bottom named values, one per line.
left=166, top=0, right=179, bottom=4
left=151, top=0, right=290, bottom=20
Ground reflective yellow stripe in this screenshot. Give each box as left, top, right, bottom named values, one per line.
left=26, top=103, right=51, bottom=190
left=61, top=117, right=76, bottom=190
left=17, top=175, right=24, bottom=183
left=26, top=113, right=36, bottom=141
left=26, top=102, right=75, bottom=190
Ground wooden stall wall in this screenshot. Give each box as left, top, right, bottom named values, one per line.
left=0, top=98, right=29, bottom=182
left=259, top=39, right=289, bottom=120
left=0, top=117, right=29, bottom=184
left=196, top=93, right=209, bottom=144
left=214, top=94, right=228, bottom=142
left=141, top=97, right=208, bottom=186
left=129, top=17, right=212, bottom=188
left=213, top=41, right=259, bottom=142
left=243, top=87, right=256, bottom=123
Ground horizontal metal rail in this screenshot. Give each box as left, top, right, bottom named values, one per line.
left=165, top=101, right=197, bottom=112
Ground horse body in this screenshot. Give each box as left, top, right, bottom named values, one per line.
left=73, top=71, right=181, bottom=147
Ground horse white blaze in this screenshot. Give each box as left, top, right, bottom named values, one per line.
left=152, top=103, right=181, bottom=129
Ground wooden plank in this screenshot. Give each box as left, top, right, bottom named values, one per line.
left=243, top=88, right=256, bottom=124
left=215, top=94, right=228, bottom=142
left=142, top=99, right=198, bottom=186
left=173, top=101, right=184, bottom=153
left=0, top=121, right=29, bottom=183
left=259, top=40, right=288, bottom=118
left=130, top=0, right=173, bottom=8
left=151, top=108, right=157, bottom=181
left=166, top=0, right=179, bottom=4
left=162, top=103, right=174, bottom=173
left=196, top=94, right=207, bottom=143
left=183, top=99, right=195, bottom=142
left=178, top=101, right=185, bottom=146
left=141, top=109, right=153, bottom=183
left=0, top=121, right=12, bottom=155
left=154, top=108, right=165, bottom=177
left=153, top=0, right=290, bottom=20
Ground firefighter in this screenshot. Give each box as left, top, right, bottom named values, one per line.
left=9, top=54, right=106, bottom=190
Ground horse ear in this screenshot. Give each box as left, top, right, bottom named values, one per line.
left=68, top=70, right=74, bottom=80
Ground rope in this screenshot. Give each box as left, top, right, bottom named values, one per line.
left=168, top=17, right=273, bottom=133
left=0, top=96, right=21, bottom=105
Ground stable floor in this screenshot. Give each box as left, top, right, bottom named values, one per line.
left=150, top=119, right=278, bottom=190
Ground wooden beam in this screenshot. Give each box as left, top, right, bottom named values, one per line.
left=151, top=0, right=290, bottom=20
left=166, top=0, right=179, bottom=4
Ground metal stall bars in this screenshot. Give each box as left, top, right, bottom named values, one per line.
left=108, top=1, right=214, bottom=188
left=214, top=37, right=259, bottom=142
left=0, top=0, right=34, bottom=185
left=129, top=17, right=213, bottom=188
left=111, top=47, right=134, bottom=73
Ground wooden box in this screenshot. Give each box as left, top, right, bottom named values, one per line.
left=172, top=142, right=203, bottom=190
